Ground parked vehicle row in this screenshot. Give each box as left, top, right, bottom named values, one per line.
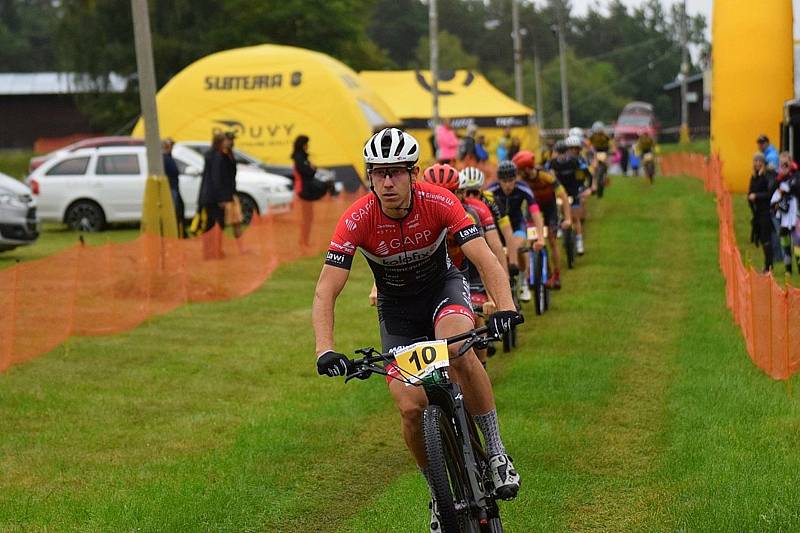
left=26, top=140, right=294, bottom=232
left=0, top=172, right=39, bottom=252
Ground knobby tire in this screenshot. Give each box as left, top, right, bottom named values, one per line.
left=423, top=405, right=475, bottom=533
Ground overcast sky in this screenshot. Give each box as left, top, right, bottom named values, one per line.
left=563, top=0, right=800, bottom=40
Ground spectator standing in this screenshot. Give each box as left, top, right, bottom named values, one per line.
left=508, top=137, right=521, bottom=160
left=619, top=142, right=630, bottom=175
left=771, top=152, right=799, bottom=274
left=459, top=123, right=478, bottom=164
left=496, top=127, right=511, bottom=161
left=748, top=152, right=777, bottom=272
left=475, top=134, right=489, bottom=163
left=757, top=134, right=780, bottom=170
left=198, top=132, right=235, bottom=258
left=221, top=132, right=244, bottom=242
left=435, top=119, right=458, bottom=164
left=162, top=138, right=185, bottom=237
left=292, top=135, right=327, bottom=248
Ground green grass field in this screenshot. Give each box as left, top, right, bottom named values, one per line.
left=2, top=175, right=799, bottom=531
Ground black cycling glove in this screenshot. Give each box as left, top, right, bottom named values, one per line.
left=487, top=311, right=524, bottom=337
left=316, top=350, right=351, bottom=377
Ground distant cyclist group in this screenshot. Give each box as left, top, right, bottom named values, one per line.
left=311, top=125, right=650, bottom=532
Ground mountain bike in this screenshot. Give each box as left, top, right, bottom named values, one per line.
left=643, top=152, right=655, bottom=184
left=523, top=226, right=550, bottom=316
left=561, top=196, right=576, bottom=269
left=594, top=151, right=608, bottom=198
left=345, top=324, right=523, bottom=532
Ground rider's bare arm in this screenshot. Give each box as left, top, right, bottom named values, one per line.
left=312, top=264, right=350, bottom=355
left=528, top=205, right=546, bottom=251
left=462, top=238, right=514, bottom=311
left=483, top=228, right=509, bottom=276
left=557, top=188, right=573, bottom=226
left=368, top=282, right=378, bottom=306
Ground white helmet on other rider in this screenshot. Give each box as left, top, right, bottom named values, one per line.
left=565, top=135, right=583, bottom=148
left=568, top=127, right=584, bottom=139
left=591, top=121, right=605, bottom=133
left=363, top=127, right=420, bottom=166
left=458, top=166, right=485, bottom=190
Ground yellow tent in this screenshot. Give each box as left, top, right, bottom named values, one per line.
left=359, top=70, right=539, bottom=166
left=133, top=44, right=399, bottom=190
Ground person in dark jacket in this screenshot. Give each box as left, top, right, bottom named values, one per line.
left=198, top=132, right=236, bottom=257
left=292, top=135, right=328, bottom=248
left=162, top=138, right=185, bottom=237
left=748, top=152, right=777, bottom=272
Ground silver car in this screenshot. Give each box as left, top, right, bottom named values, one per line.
left=0, top=172, right=39, bottom=251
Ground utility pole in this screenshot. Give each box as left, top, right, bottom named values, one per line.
left=533, top=40, right=544, bottom=129
left=557, top=15, right=570, bottom=130
left=512, top=0, right=523, bottom=103
left=679, top=0, right=690, bottom=144
left=131, top=0, right=176, bottom=240
left=429, top=0, right=440, bottom=134
left=131, top=0, right=163, bottom=178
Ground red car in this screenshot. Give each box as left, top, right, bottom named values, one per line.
left=28, top=136, right=144, bottom=173
left=613, top=102, right=658, bottom=146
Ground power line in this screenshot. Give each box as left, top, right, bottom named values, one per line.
left=567, top=49, right=675, bottom=111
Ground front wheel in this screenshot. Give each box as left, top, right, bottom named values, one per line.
left=596, top=164, right=607, bottom=198
left=645, top=162, right=655, bottom=183
left=423, top=405, right=476, bottom=533
left=563, top=228, right=575, bottom=269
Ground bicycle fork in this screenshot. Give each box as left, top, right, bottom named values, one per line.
left=442, top=383, right=494, bottom=524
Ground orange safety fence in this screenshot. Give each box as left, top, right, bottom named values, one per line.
left=661, top=153, right=800, bottom=380
left=0, top=194, right=355, bottom=373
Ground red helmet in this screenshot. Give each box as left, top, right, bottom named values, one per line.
left=512, top=150, right=535, bottom=170
left=422, top=163, right=460, bottom=191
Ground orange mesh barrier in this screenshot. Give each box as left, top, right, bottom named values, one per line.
left=0, top=194, right=354, bottom=372
left=662, top=153, right=797, bottom=380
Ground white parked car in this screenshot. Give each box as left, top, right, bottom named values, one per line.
left=28, top=145, right=293, bottom=231
left=0, top=172, right=39, bottom=251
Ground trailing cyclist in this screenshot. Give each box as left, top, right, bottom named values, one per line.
left=513, top=150, right=573, bottom=289
left=589, top=122, right=611, bottom=197
left=420, top=164, right=504, bottom=366
left=312, top=128, right=522, bottom=531
left=547, top=139, right=591, bottom=256
left=487, top=160, right=546, bottom=302
left=637, top=132, right=656, bottom=183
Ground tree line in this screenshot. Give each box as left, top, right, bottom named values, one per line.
left=1, top=0, right=707, bottom=132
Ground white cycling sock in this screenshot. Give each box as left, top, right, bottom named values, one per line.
left=473, top=409, right=507, bottom=456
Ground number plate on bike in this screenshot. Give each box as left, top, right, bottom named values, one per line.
left=526, top=226, right=548, bottom=241
left=391, top=340, right=449, bottom=384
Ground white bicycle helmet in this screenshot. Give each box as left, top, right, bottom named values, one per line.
left=363, top=127, right=419, bottom=165
left=568, top=127, right=584, bottom=138
left=591, top=121, right=605, bottom=132
left=565, top=135, right=583, bottom=148
left=458, top=167, right=485, bottom=190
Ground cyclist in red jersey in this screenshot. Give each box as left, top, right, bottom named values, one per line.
left=312, top=129, right=522, bottom=518
left=513, top=151, right=572, bottom=289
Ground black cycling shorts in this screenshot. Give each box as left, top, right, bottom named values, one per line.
left=539, top=202, right=558, bottom=229
left=377, top=267, right=474, bottom=353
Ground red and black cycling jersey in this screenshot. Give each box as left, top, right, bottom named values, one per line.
left=464, top=196, right=496, bottom=232
left=326, top=181, right=481, bottom=297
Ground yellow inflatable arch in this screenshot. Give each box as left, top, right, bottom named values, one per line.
left=133, top=44, right=399, bottom=190
left=712, top=0, right=794, bottom=192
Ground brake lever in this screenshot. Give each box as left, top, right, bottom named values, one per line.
left=344, top=367, right=372, bottom=383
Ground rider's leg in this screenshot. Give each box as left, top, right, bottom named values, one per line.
left=388, top=377, right=429, bottom=467
left=548, top=232, right=560, bottom=272
left=436, top=313, right=509, bottom=457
